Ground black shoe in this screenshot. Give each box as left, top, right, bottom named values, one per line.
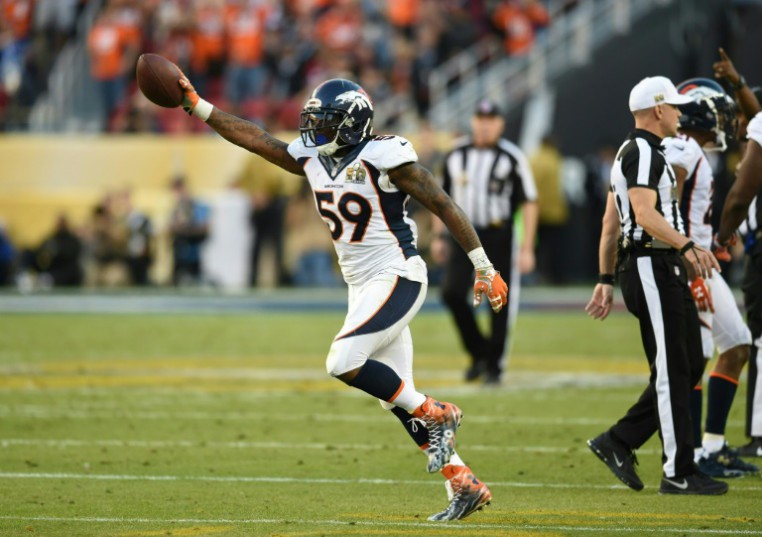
left=464, top=361, right=485, bottom=382
left=659, top=472, right=728, bottom=495
left=483, top=370, right=502, bottom=386
left=735, top=437, right=762, bottom=458
left=587, top=431, right=643, bottom=491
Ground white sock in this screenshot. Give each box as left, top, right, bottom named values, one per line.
left=702, top=433, right=725, bottom=454
left=448, top=452, right=465, bottom=467
left=694, top=447, right=705, bottom=463
left=390, top=380, right=426, bottom=412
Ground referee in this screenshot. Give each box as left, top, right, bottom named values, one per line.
left=434, top=99, right=538, bottom=384
left=585, top=76, right=726, bottom=495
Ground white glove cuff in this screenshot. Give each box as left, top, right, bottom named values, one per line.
left=193, top=98, right=214, bottom=122
left=467, top=247, right=493, bottom=270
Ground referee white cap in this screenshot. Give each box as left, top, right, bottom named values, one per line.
left=628, top=76, right=693, bottom=112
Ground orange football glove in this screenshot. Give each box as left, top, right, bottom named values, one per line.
left=712, top=233, right=736, bottom=263
left=690, top=277, right=714, bottom=313
left=177, top=69, right=199, bottom=115
left=473, top=268, right=508, bottom=313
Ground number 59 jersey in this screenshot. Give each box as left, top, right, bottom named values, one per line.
left=287, top=135, right=426, bottom=286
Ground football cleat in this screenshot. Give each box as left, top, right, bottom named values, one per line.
left=587, top=431, right=644, bottom=491
left=698, top=444, right=760, bottom=477
left=413, top=397, right=462, bottom=473
left=659, top=471, right=728, bottom=495
left=428, top=466, right=492, bottom=521
left=735, top=437, right=762, bottom=458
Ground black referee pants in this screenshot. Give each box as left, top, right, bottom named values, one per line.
left=610, top=251, right=705, bottom=478
left=442, top=225, right=513, bottom=376
left=743, top=250, right=762, bottom=438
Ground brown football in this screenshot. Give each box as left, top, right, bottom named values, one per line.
left=136, top=53, right=183, bottom=108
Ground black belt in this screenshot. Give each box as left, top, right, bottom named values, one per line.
left=620, top=237, right=677, bottom=255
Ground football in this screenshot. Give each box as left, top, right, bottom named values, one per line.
left=136, top=53, right=183, bottom=108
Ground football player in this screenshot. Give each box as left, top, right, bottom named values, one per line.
left=662, top=77, right=758, bottom=476
left=177, top=76, right=501, bottom=520
left=714, top=48, right=762, bottom=457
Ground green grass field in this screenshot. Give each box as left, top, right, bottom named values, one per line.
left=0, top=311, right=760, bottom=536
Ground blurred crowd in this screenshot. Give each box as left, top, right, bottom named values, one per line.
left=0, top=0, right=561, bottom=132
left=0, top=133, right=620, bottom=290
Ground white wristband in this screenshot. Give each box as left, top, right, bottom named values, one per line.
left=193, top=98, right=214, bottom=122
left=467, top=247, right=493, bottom=270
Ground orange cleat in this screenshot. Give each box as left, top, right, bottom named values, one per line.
left=412, top=396, right=462, bottom=473
left=429, top=465, right=492, bottom=521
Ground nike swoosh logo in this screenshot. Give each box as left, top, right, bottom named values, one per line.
left=400, top=141, right=408, bottom=146
left=664, top=478, right=688, bottom=490
left=613, top=453, right=624, bottom=467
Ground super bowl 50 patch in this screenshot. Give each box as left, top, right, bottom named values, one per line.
left=346, top=162, right=366, bottom=184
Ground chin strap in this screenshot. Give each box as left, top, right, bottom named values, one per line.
left=317, top=140, right=341, bottom=156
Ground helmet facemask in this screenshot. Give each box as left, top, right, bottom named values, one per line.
left=299, top=108, right=349, bottom=156
left=705, top=94, right=737, bottom=152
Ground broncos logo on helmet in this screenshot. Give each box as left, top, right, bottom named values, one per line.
left=676, top=77, right=737, bottom=152
left=299, top=79, right=374, bottom=157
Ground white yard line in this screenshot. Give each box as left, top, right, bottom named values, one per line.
left=1, top=437, right=649, bottom=454
left=0, top=515, right=760, bottom=534
left=0, top=406, right=746, bottom=428
left=1, top=472, right=761, bottom=492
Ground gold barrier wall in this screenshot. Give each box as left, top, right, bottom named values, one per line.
left=0, top=132, right=451, bottom=285
left=0, top=134, right=282, bottom=246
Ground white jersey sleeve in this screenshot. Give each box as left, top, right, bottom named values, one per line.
left=363, top=136, right=418, bottom=173
left=747, top=112, right=762, bottom=146
left=663, top=135, right=701, bottom=172
left=286, top=137, right=315, bottom=162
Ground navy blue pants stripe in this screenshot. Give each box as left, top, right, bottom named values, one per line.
left=336, top=277, right=422, bottom=340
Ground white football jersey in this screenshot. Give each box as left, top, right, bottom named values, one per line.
left=747, top=112, right=762, bottom=146
left=288, top=135, right=426, bottom=286
left=663, top=134, right=713, bottom=249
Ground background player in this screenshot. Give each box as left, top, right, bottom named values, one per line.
left=714, top=49, right=762, bottom=457
left=663, top=78, right=757, bottom=476
left=174, top=75, right=504, bottom=521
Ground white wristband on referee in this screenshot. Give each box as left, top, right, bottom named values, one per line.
left=192, top=98, right=214, bottom=122
left=467, top=247, right=493, bottom=271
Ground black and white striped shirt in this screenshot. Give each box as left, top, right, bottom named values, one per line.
left=611, top=129, right=684, bottom=244
left=442, top=137, right=537, bottom=228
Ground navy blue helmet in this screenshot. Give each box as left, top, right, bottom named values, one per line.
left=299, top=79, right=374, bottom=156
left=676, top=77, right=737, bottom=151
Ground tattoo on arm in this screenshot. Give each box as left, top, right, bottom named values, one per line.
left=207, top=109, right=305, bottom=176
left=389, top=162, right=482, bottom=253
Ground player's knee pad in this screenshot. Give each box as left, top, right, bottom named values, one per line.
left=325, top=338, right=368, bottom=377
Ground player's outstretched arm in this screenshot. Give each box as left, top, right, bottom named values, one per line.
left=179, top=76, right=305, bottom=177
left=389, top=162, right=507, bottom=312
left=713, top=48, right=761, bottom=120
